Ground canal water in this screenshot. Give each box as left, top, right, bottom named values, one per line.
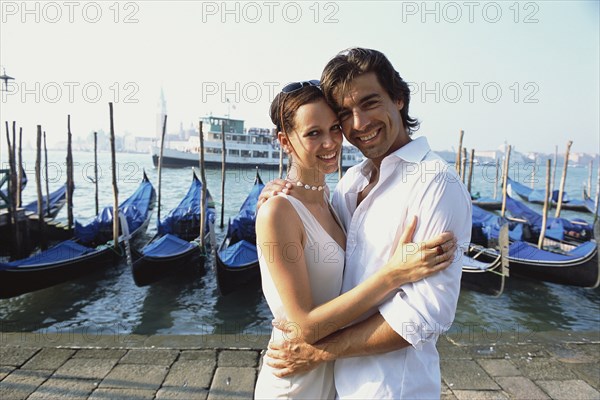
left=1, top=150, right=598, bottom=339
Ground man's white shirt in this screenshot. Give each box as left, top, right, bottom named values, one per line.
left=331, top=136, right=472, bottom=399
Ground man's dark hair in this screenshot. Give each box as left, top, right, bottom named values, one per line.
left=321, top=47, right=419, bottom=135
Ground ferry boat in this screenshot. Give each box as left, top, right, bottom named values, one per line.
left=150, top=116, right=364, bottom=169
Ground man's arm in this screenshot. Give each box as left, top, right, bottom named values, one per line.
left=268, top=166, right=472, bottom=376
left=267, top=312, right=407, bottom=377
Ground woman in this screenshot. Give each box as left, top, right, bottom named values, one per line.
left=254, top=81, right=455, bottom=399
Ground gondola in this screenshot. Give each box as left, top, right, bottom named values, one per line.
left=24, top=184, right=68, bottom=219
left=132, top=172, right=216, bottom=286
left=507, top=234, right=599, bottom=288
left=0, top=173, right=156, bottom=298
left=507, top=177, right=590, bottom=213
left=461, top=224, right=509, bottom=296
left=504, top=195, right=593, bottom=243
left=471, top=196, right=502, bottom=211
left=470, top=202, right=599, bottom=288
left=216, top=170, right=264, bottom=295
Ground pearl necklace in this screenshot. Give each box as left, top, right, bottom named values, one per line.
left=287, top=179, right=325, bottom=192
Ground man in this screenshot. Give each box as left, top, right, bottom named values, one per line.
left=261, top=48, right=472, bottom=399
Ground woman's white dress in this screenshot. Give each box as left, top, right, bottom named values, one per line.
left=254, top=194, right=345, bottom=399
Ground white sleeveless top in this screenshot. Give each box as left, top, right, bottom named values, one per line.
left=255, top=193, right=345, bottom=400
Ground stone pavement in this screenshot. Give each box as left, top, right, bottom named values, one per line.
left=0, top=330, right=598, bottom=399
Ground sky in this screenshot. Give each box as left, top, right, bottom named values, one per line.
left=0, top=0, right=598, bottom=155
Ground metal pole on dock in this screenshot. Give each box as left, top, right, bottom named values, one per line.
left=493, top=156, right=499, bottom=199
left=501, top=145, right=512, bottom=218
left=220, top=123, right=226, bottom=229
left=66, top=115, right=74, bottom=231
left=555, top=140, right=572, bottom=218
left=35, top=125, right=47, bottom=249
left=43, top=131, right=50, bottom=216
left=467, top=149, right=475, bottom=194
left=157, top=115, right=167, bottom=223
left=109, top=103, right=119, bottom=250
left=94, top=132, right=99, bottom=216
left=538, top=159, right=551, bottom=249
left=455, top=130, right=464, bottom=175
left=198, top=121, right=207, bottom=250
left=17, top=127, right=22, bottom=207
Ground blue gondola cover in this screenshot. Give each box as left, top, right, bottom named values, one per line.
left=219, top=239, right=258, bottom=267
left=508, top=240, right=596, bottom=262
left=142, top=234, right=198, bottom=258
left=75, top=179, right=154, bottom=243
left=0, top=240, right=95, bottom=270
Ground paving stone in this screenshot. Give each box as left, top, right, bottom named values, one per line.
left=100, top=364, right=169, bottom=390
left=88, top=388, right=157, bottom=400
left=22, top=348, right=75, bottom=370
left=72, top=349, right=126, bottom=359
left=53, top=358, right=117, bottom=380
left=477, top=359, right=521, bottom=377
left=495, top=376, right=549, bottom=399
left=207, top=367, right=257, bottom=400
left=547, top=343, right=599, bottom=363
left=179, top=350, right=217, bottom=362
left=536, top=379, right=600, bottom=400
left=570, top=362, right=600, bottom=390
left=156, top=386, right=209, bottom=400
left=163, top=360, right=215, bottom=389
left=119, top=349, right=179, bottom=365
left=0, top=346, right=39, bottom=367
left=512, top=358, right=578, bottom=380
left=218, top=350, right=258, bottom=367
left=0, top=365, right=15, bottom=381
left=441, top=359, right=500, bottom=390
left=453, top=390, right=509, bottom=399
left=27, top=377, right=97, bottom=400
left=438, top=343, right=472, bottom=359
left=0, top=368, right=53, bottom=400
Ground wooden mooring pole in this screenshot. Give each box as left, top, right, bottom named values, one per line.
left=467, top=149, right=475, bottom=194
left=538, top=159, right=551, bottom=249
left=36, top=125, right=47, bottom=249
left=66, top=115, right=74, bottom=231
left=501, top=145, right=512, bottom=218
left=109, top=104, right=119, bottom=250
left=157, top=115, right=167, bottom=223
left=493, top=156, right=500, bottom=199
left=17, top=127, right=22, bottom=207
left=43, top=131, right=50, bottom=216
left=455, top=129, right=464, bottom=175
left=220, top=123, right=226, bottom=229
left=94, top=132, right=99, bottom=216
left=198, top=121, right=207, bottom=250
left=555, top=140, right=573, bottom=218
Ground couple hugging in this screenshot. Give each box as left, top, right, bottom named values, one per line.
left=253, top=47, right=472, bottom=399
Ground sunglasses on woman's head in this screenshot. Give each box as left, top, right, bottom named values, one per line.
left=281, top=80, right=320, bottom=93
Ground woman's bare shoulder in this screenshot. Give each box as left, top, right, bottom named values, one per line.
left=256, top=195, right=302, bottom=235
